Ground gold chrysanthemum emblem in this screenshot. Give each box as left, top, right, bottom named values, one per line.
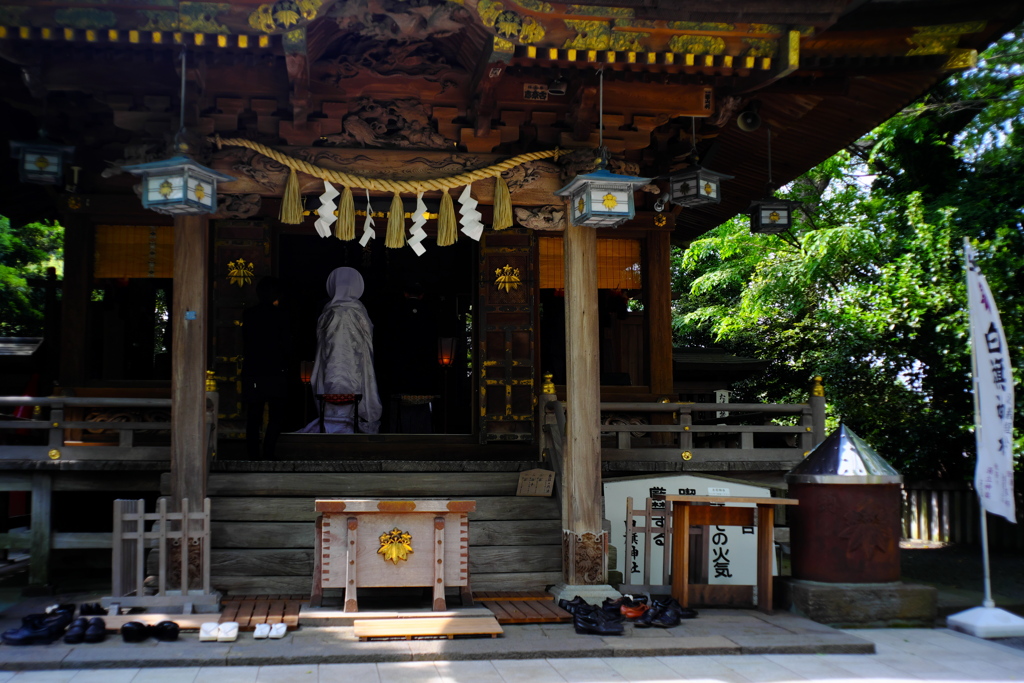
left=602, top=193, right=618, bottom=210
left=377, top=528, right=413, bottom=564
left=768, top=211, right=781, bottom=223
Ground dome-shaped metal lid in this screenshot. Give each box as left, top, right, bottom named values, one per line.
left=785, top=423, right=903, bottom=484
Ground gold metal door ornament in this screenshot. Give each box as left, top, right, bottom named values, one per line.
left=227, top=258, right=255, bottom=287
left=494, top=264, right=521, bottom=293
left=377, top=528, right=413, bottom=564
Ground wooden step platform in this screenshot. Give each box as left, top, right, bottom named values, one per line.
left=473, top=591, right=572, bottom=624
left=353, top=615, right=503, bottom=641
left=99, top=614, right=212, bottom=631
left=220, top=595, right=307, bottom=631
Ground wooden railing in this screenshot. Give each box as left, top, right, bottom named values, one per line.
left=540, top=394, right=825, bottom=468
left=0, top=395, right=218, bottom=461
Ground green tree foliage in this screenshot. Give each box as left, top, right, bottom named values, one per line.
left=672, top=29, right=1024, bottom=479
left=0, top=215, right=63, bottom=336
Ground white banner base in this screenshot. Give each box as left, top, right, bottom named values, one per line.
left=947, top=605, right=1024, bottom=638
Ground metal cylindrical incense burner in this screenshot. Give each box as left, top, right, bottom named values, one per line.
left=786, top=424, right=904, bottom=584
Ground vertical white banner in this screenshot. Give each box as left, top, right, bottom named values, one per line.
left=964, top=239, right=1016, bottom=523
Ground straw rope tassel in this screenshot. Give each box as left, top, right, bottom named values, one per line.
left=336, top=186, right=355, bottom=240
left=437, top=190, right=457, bottom=246
left=279, top=167, right=303, bottom=224
left=385, top=192, right=406, bottom=248
left=493, top=174, right=512, bottom=230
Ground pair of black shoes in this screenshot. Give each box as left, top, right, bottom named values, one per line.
left=1, top=604, right=76, bottom=645
left=557, top=597, right=626, bottom=636
left=79, top=603, right=107, bottom=616
left=121, top=621, right=180, bottom=643
left=64, top=618, right=107, bottom=644
left=574, top=603, right=624, bottom=636
left=633, top=597, right=698, bottom=628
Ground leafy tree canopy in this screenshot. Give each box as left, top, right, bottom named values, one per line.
left=671, top=28, right=1024, bottom=480
left=0, top=215, right=63, bottom=337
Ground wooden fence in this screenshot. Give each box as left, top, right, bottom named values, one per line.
left=902, top=481, right=1024, bottom=550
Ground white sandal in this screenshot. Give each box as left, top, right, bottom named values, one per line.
left=199, top=622, right=219, bottom=642
left=269, top=623, right=287, bottom=639
left=253, top=623, right=271, bottom=639
left=217, top=621, right=239, bottom=642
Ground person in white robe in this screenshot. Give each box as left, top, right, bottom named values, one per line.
left=298, top=267, right=382, bottom=433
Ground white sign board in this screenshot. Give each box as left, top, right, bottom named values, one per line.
left=603, top=474, right=773, bottom=587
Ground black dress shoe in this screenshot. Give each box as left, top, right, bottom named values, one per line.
left=152, top=621, right=180, bottom=642
left=558, top=596, right=589, bottom=614
left=574, top=610, right=625, bottom=635
left=84, top=618, right=107, bottom=644
left=120, top=621, right=151, bottom=643
left=634, top=597, right=675, bottom=628
left=63, top=617, right=90, bottom=644
left=79, top=603, right=106, bottom=616
left=2, top=608, right=75, bottom=646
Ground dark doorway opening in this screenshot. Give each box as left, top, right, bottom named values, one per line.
left=277, top=233, right=475, bottom=435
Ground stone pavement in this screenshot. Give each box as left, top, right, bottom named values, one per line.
left=0, top=606, right=873, bottom=671
left=0, top=627, right=1023, bottom=682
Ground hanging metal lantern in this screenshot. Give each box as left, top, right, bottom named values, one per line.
left=122, top=155, right=234, bottom=215
left=668, top=165, right=733, bottom=207
left=555, top=168, right=652, bottom=229
left=9, top=138, right=75, bottom=185
left=749, top=196, right=800, bottom=234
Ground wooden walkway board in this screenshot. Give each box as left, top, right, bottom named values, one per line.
left=353, top=616, right=503, bottom=641
left=474, top=591, right=572, bottom=624
left=473, top=591, right=552, bottom=601
left=220, top=595, right=307, bottom=631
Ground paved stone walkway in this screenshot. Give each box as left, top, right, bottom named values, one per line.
left=1, top=628, right=1023, bottom=682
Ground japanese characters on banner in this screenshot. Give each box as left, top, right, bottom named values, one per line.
left=603, top=475, right=774, bottom=587
left=964, top=239, right=1017, bottom=523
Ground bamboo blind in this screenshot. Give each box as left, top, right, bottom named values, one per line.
left=94, top=225, right=174, bottom=279
left=538, top=237, right=642, bottom=290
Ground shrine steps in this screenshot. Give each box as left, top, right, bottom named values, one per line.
left=159, top=463, right=562, bottom=596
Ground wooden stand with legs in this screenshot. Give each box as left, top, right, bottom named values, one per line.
left=311, top=499, right=474, bottom=611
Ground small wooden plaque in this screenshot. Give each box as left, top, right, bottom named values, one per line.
left=516, top=469, right=555, bottom=497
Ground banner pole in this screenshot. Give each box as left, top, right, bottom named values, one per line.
left=979, top=505, right=995, bottom=609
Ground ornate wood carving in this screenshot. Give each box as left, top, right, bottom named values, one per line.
left=319, top=97, right=455, bottom=150
left=562, top=530, right=606, bottom=585
left=513, top=205, right=564, bottom=231
left=214, top=194, right=262, bottom=220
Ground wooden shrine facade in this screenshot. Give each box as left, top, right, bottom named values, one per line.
left=0, top=0, right=1022, bottom=591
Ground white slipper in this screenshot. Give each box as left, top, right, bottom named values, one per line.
left=253, top=623, right=271, bottom=639
left=217, top=621, right=239, bottom=642
left=269, top=623, right=287, bottom=639
left=199, top=622, right=219, bottom=642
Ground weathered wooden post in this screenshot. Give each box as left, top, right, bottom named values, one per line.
left=550, top=208, right=618, bottom=603
left=171, top=214, right=209, bottom=512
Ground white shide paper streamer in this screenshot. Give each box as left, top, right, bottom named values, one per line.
left=314, top=181, right=339, bottom=238
left=457, top=184, right=484, bottom=241
left=408, top=192, right=428, bottom=257
left=359, top=189, right=376, bottom=247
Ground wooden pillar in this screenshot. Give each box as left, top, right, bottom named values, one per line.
left=58, top=217, right=93, bottom=386
left=645, top=230, right=674, bottom=396
left=29, top=473, right=52, bottom=586
left=171, top=214, right=209, bottom=512
left=644, top=230, right=675, bottom=445
left=562, top=216, right=605, bottom=585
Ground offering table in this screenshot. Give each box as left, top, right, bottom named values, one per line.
left=311, top=499, right=475, bottom=612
